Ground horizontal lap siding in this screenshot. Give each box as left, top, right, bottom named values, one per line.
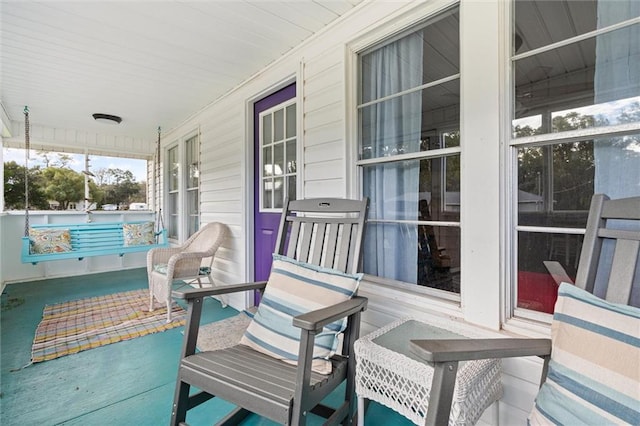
left=199, top=102, right=245, bottom=308
left=303, top=46, right=346, bottom=198
left=160, top=2, right=544, bottom=424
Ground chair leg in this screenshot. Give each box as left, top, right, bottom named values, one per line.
left=196, top=278, right=203, bottom=288
left=357, top=397, right=365, bottom=426
left=166, top=298, right=172, bottom=323
left=149, top=291, right=155, bottom=313
left=171, top=379, right=190, bottom=426
left=425, top=361, right=459, bottom=426
left=210, top=275, right=228, bottom=308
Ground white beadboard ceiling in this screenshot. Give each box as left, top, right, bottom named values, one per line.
left=1, top=0, right=362, bottom=143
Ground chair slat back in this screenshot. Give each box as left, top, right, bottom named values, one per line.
left=275, top=198, right=369, bottom=274
left=575, top=194, right=640, bottom=305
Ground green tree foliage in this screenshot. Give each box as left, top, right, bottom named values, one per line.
left=96, top=168, right=141, bottom=207
left=41, top=167, right=85, bottom=210
left=36, top=151, right=73, bottom=168
left=3, top=161, right=49, bottom=210
left=517, top=112, right=595, bottom=211
left=4, top=151, right=146, bottom=211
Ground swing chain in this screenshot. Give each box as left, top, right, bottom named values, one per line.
left=24, top=106, right=30, bottom=237
left=155, top=126, right=164, bottom=235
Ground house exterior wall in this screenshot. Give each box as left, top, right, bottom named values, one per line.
left=158, top=1, right=544, bottom=423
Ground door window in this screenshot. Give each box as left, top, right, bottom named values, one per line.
left=259, top=101, right=297, bottom=211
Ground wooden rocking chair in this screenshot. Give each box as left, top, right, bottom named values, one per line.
left=170, top=197, right=369, bottom=425
left=409, top=193, right=640, bottom=425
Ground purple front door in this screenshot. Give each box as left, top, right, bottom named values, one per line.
left=253, top=83, right=297, bottom=298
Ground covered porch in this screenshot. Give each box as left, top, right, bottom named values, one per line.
left=2, top=0, right=639, bottom=425
left=1, top=269, right=407, bottom=425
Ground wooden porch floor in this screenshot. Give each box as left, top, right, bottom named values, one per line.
left=0, top=269, right=410, bottom=425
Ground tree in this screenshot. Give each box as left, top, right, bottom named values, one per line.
left=41, top=167, right=85, bottom=210
left=518, top=112, right=595, bottom=211
left=98, top=168, right=140, bottom=206
left=52, top=153, right=73, bottom=168
left=35, top=151, right=72, bottom=168
left=552, top=111, right=595, bottom=132
left=3, top=161, right=49, bottom=210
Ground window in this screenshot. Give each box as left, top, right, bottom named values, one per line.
left=357, top=6, right=461, bottom=294
left=186, top=135, right=199, bottom=236
left=512, top=0, right=640, bottom=314
left=259, top=100, right=297, bottom=210
left=167, top=145, right=179, bottom=239
left=166, top=133, right=200, bottom=241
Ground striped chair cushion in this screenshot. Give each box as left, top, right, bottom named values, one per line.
left=239, top=254, right=363, bottom=374
left=529, top=282, right=640, bottom=425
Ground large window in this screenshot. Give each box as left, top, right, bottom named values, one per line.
left=166, top=133, right=200, bottom=241
left=357, top=6, right=461, bottom=294
left=512, top=0, right=640, bottom=314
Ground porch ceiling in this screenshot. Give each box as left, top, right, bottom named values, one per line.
left=0, top=0, right=362, bottom=143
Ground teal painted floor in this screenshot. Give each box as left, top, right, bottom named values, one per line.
left=1, top=269, right=411, bottom=425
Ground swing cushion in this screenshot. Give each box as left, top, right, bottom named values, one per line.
left=29, top=228, right=73, bottom=254
left=123, top=221, right=155, bottom=246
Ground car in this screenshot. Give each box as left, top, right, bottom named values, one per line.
left=129, top=203, right=148, bottom=210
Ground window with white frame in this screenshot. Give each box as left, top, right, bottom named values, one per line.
left=512, top=0, right=640, bottom=314
left=356, top=5, right=461, bottom=294
left=185, top=135, right=199, bottom=236
left=166, top=133, right=200, bottom=241
left=260, top=100, right=297, bottom=211
left=167, top=145, right=179, bottom=240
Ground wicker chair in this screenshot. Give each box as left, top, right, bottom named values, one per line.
left=147, top=222, right=228, bottom=323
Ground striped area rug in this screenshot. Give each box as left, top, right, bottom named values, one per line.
left=31, top=289, right=186, bottom=363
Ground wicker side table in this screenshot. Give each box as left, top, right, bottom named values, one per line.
left=355, top=318, right=502, bottom=426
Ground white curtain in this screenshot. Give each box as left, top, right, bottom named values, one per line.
left=594, top=2, right=640, bottom=199
left=593, top=0, right=640, bottom=305
left=362, top=33, right=423, bottom=284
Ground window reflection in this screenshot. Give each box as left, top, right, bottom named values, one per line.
left=513, top=24, right=640, bottom=137
left=513, top=0, right=640, bottom=314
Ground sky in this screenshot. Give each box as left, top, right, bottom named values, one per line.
left=3, top=148, right=148, bottom=182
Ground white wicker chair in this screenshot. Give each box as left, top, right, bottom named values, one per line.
left=147, top=222, right=228, bottom=322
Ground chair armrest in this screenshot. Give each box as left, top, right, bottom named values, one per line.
left=148, top=246, right=182, bottom=265
left=543, top=260, right=574, bottom=286
left=167, top=251, right=210, bottom=277
left=172, top=281, right=268, bottom=300
left=409, top=338, right=551, bottom=363
left=169, top=251, right=209, bottom=262
left=293, top=296, right=368, bottom=332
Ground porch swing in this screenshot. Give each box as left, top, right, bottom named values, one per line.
left=20, top=108, right=168, bottom=264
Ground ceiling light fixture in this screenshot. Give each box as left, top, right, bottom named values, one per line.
left=92, top=113, right=122, bottom=124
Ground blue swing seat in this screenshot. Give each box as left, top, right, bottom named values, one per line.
left=21, top=221, right=169, bottom=265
